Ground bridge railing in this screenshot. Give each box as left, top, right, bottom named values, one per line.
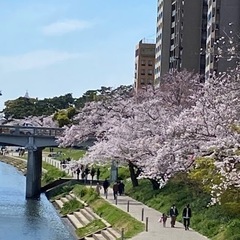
left=0, top=125, right=64, bottom=137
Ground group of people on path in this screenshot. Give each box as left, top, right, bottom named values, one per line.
left=159, top=204, right=192, bottom=230
left=75, top=165, right=100, bottom=182
left=95, top=179, right=125, bottom=200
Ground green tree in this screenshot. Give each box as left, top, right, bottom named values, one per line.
left=67, top=107, right=77, bottom=119
left=4, top=97, right=36, bottom=118
left=3, top=93, right=75, bottom=119
left=189, top=157, right=222, bottom=193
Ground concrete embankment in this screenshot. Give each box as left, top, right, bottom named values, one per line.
left=0, top=155, right=27, bottom=175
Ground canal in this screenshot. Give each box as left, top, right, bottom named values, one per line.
left=0, top=161, right=76, bottom=240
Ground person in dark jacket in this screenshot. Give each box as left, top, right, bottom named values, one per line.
left=102, top=179, right=110, bottom=199
left=182, top=204, right=192, bottom=230
left=112, top=182, right=119, bottom=200
left=90, top=167, right=96, bottom=180
left=76, top=168, right=80, bottom=180
left=118, top=180, right=125, bottom=196
left=169, top=204, right=178, bottom=227
left=96, top=168, right=100, bottom=181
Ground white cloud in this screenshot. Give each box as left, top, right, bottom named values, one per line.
left=42, top=19, right=93, bottom=36
left=0, top=50, right=80, bottom=72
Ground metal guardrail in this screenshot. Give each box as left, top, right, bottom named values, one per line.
left=0, top=125, right=64, bottom=137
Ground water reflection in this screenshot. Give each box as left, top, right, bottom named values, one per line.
left=0, top=161, right=76, bottom=240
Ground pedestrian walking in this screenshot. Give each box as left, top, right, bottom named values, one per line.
left=103, top=178, right=110, bottom=199
left=76, top=168, right=80, bottom=180
left=113, top=181, right=119, bottom=200
left=118, top=180, right=125, bottom=196
left=182, top=204, right=192, bottom=230
left=169, top=204, right=178, bottom=228
left=90, top=167, right=96, bottom=180
left=95, top=182, right=102, bottom=196
left=84, top=166, right=90, bottom=183
left=81, top=171, right=85, bottom=180
left=158, top=213, right=168, bottom=227
left=96, top=168, right=100, bottom=181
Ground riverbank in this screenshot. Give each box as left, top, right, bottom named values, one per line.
left=0, top=154, right=79, bottom=240
left=0, top=154, right=27, bottom=175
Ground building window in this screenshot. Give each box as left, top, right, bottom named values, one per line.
left=148, top=60, right=153, bottom=66
left=148, top=69, right=153, bottom=75
left=141, top=60, right=146, bottom=66
left=140, top=79, right=145, bottom=85
left=141, top=69, right=145, bottom=75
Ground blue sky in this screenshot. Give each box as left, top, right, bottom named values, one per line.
left=0, top=0, right=157, bottom=110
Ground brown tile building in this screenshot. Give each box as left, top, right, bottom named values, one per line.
left=134, top=39, right=156, bottom=92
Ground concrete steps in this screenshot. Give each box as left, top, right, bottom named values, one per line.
left=105, top=228, right=121, bottom=239
left=66, top=194, right=74, bottom=201
left=92, top=233, right=107, bottom=240
left=101, top=229, right=116, bottom=240
left=74, top=211, right=90, bottom=226
left=67, top=214, right=84, bottom=229
left=83, top=227, right=121, bottom=240
left=55, top=199, right=64, bottom=208
left=53, top=193, right=121, bottom=240
left=60, top=197, right=69, bottom=203
left=80, top=208, right=96, bottom=222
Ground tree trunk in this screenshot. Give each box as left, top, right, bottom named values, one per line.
left=128, top=161, right=139, bottom=187
left=149, top=179, right=160, bottom=190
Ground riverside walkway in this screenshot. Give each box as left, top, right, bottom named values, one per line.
left=43, top=155, right=209, bottom=240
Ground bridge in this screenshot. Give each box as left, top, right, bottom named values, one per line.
left=0, top=125, right=64, bottom=199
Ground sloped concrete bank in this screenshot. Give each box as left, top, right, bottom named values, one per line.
left=0, top=155, right=27, bottom=175
left=47, top=187, right=121, bottom=240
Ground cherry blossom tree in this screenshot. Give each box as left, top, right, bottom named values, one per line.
left=174, top=66, right=240, bottom=203
left=57, top=65, right=239, bottom=195
left=59, top=71, right=204, bottom=189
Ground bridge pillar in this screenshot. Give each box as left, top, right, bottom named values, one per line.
left=26, top=148, right=42, bottom=198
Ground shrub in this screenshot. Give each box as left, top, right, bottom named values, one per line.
left=73, top=185, right=88, bottom=197
left=224, top=220, right=240, bottom=240
left=118, top=166, right=130, bottom=180
left=60, top=198, right=83, bottom=215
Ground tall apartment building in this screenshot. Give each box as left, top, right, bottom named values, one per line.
left=155, top=0, right=239, bottom=82
left=205, top=0, right=240, bottom=78
left=134, top=40, right=156, bottom=91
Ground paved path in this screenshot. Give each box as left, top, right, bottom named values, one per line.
left=42, top=155, right=209, bottom=240
left=100, top=190, right=209, bottom=240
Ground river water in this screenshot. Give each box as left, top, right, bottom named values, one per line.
left=0, top=161, right=76, bottom=240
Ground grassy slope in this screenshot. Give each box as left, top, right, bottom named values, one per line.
left=51, top=184, right=144, bottom=239
left=41, top=162, right=69, bottom=185
left=44, top=147, right=86, bottom=161
left=73, top=185, right=144, bottom=238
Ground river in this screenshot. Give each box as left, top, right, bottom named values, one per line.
left=0, top=161, right=76, bottom=240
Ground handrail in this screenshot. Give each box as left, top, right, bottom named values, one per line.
left=0, top=125, right=64, bottom=137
